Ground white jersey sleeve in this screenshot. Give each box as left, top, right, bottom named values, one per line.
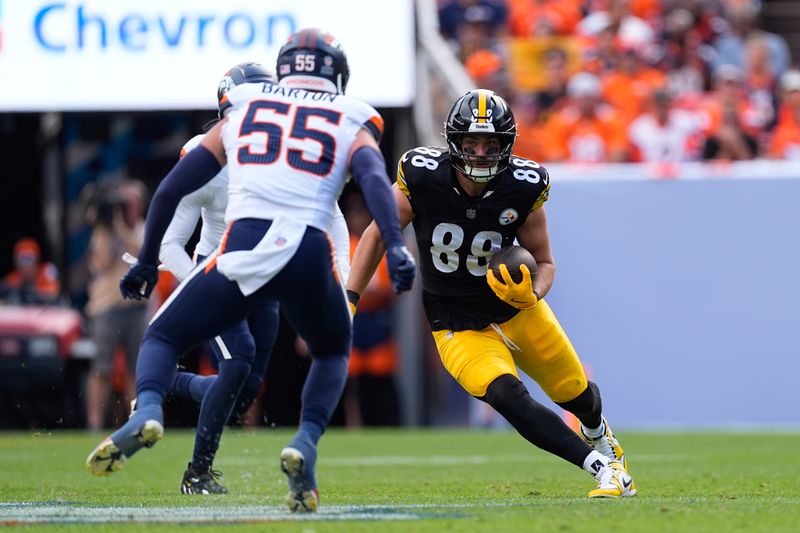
left=160, top=134, right=230, bottom=281
left=220, top=82, right=384, bottom=232
left=329, top=203, right=350, bottom=285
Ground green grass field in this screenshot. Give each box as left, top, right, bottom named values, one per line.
left=2, top=428, right=799, bottom=531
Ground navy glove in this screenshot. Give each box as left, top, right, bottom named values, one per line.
left=386, top=245, right=416, bottom=294
left=119, top=262, right=159, bottom=300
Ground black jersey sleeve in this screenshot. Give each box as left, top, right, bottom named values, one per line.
left=396, top=146, right=450, bottom=201
left=507, top=155, right=550, bottom=212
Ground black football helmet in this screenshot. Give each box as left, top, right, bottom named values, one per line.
left=443, top=89, right=518, bottom=183
left=276, top=28, right=350, bottom=94
left=216, top=62, right=275, bottom=119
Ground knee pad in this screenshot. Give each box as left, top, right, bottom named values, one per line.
left=483, top=374, right=529, bottom=410
left=231, top=332, right=256, bottom=364
left=217, top=358, right=252, bottom=387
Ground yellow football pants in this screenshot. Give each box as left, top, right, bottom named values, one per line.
left=432, top=300, right=588, bottom=402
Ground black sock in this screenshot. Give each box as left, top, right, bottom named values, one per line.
left=555, top=381, right=602, bottom=430
left=482, top=374, right=592, bottom=468
left=191, top=359, right=250, bottom=471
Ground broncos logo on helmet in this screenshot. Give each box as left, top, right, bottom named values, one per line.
left=444, top=89, right=518, bottom=183
left=276, top=28, right=350, bottom=95
left=216, top=62, right=275, bottom=120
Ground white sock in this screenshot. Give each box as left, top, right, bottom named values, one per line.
left=581, top=419, right=606, bottom=439
left=582, top=451, right=609, bottom=475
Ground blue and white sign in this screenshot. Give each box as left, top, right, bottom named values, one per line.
left=0, top=0, right=415, bottom=110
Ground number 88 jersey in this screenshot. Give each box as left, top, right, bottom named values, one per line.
left=397, top=146, right=550, bottom=331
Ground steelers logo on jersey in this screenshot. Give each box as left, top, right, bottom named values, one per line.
left=498, top=208, right=519, bottom=225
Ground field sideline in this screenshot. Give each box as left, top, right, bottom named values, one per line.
left=2, top=428, right=799, bottom=531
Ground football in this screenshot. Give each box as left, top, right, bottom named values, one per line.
left=488, top=245, right=537, bottom=284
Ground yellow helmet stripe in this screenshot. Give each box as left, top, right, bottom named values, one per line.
left=477, top=90, right=488, bottom=123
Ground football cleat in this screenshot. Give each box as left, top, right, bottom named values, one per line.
left=588, top=460, right=637, bottom=498
left=280, top=447, right=319, bottom=513
left=581, top=417, right=628, bottom=470
left=180, top=463, right=229, bottom=495
left=85, top=419, right=163, bottom=477
left=85, top=437, right=125, bottom=476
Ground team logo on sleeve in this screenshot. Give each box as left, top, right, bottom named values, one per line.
left=498, top=208, right=518, bottom=225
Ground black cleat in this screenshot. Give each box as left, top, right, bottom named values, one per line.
left=180, top=463, right=229, bottom=495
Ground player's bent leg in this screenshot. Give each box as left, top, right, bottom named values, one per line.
left=556, top=381, right=631, bottom=474
left=87, top=255, right=256, bottom=477
left=235, top=301, right=279, bottom=417
left=505, top=303, right=635, bottom=490
left=482, top=375, right=593, bottom=466
left=273, top=230, right=351, bottom=512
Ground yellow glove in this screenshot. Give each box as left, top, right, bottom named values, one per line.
left=346, top=290, right=359, bottom=319
left=486, top=264, right=540, bottom=310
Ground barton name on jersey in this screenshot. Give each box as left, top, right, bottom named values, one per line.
left=398, top=146, right=550, bottom=331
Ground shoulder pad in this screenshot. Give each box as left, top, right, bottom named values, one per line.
left=507, top=156, right=550, bottom=187
left=397, top=146, right=449, bottom=197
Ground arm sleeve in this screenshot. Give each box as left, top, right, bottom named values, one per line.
left=138, top=145, right=221, bottom=266
left=159, top=190, right=204, bottom=282
left=329, top=203, right=351, bottom=285
left=349, top=146, right=403, bottom=250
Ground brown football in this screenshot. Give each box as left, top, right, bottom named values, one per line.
left=488, top=245, right=537, bottom=284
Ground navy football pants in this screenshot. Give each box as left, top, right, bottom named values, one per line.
left=137, top=218, right=351, bottom=405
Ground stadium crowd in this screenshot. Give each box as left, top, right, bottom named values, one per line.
left=439, top=0, right=800, bottom=163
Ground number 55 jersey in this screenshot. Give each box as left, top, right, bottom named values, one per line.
left=220, top=81, right=384, bottom=232
left=397, top=146, right=550, bottom=332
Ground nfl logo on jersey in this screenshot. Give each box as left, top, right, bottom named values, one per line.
left=466, top=208, right=477, bottom=219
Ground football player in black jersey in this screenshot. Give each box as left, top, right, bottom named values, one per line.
left=347, top=89, right=636, bottom=498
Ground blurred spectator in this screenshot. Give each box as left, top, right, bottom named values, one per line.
left=439, top=0, right=508, bottom=43
left=508, top=0, right=583, bottom=37
left=601, top=43, right=667, bottom=126
left=741, top=34, right=778, bottom=132
left=537, top=48, right=571, bottom=117
left=512, top=92, right=548, bottom=162
left=701, top=64, right=765, bottom=142
left=658, top=8, right=708, bottom=102
left=440, top=0, right=508, bottom=62
left=0, top=238, right=60, bottom=305
left=768, top=69, right=800, bottom=159
left=83, top=179, right=148, bottom=431
left=701, top=102, right=758, bottom=160
left=711, top=0, right=790, bottom=78
left=341, top=191, right=400, bottom=427
left=465, top=48, right=512, bottom=95
left=628, top=88, right=705, bottom=162
left=578, top=0, right=656, bottom=47
left=543, top=71, right=630, bottom=162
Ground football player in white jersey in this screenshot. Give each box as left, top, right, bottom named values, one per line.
left=87, top=28, right=416, bottom=513
left=151, top=62, right=353, bottom=495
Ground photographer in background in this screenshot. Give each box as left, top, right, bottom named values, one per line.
left=84, top=179, right=148, bottom=431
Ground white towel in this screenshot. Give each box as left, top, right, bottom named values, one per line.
left=216, top=216, right=307, bottom=296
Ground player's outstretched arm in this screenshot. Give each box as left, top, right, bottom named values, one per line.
left=515, top=206, right=556, bottom=299
left=347, top=183, right=414, bottom=313
left=120, top=122, right=227, bottom=300
left=347, top=130, right=416, bottom=295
